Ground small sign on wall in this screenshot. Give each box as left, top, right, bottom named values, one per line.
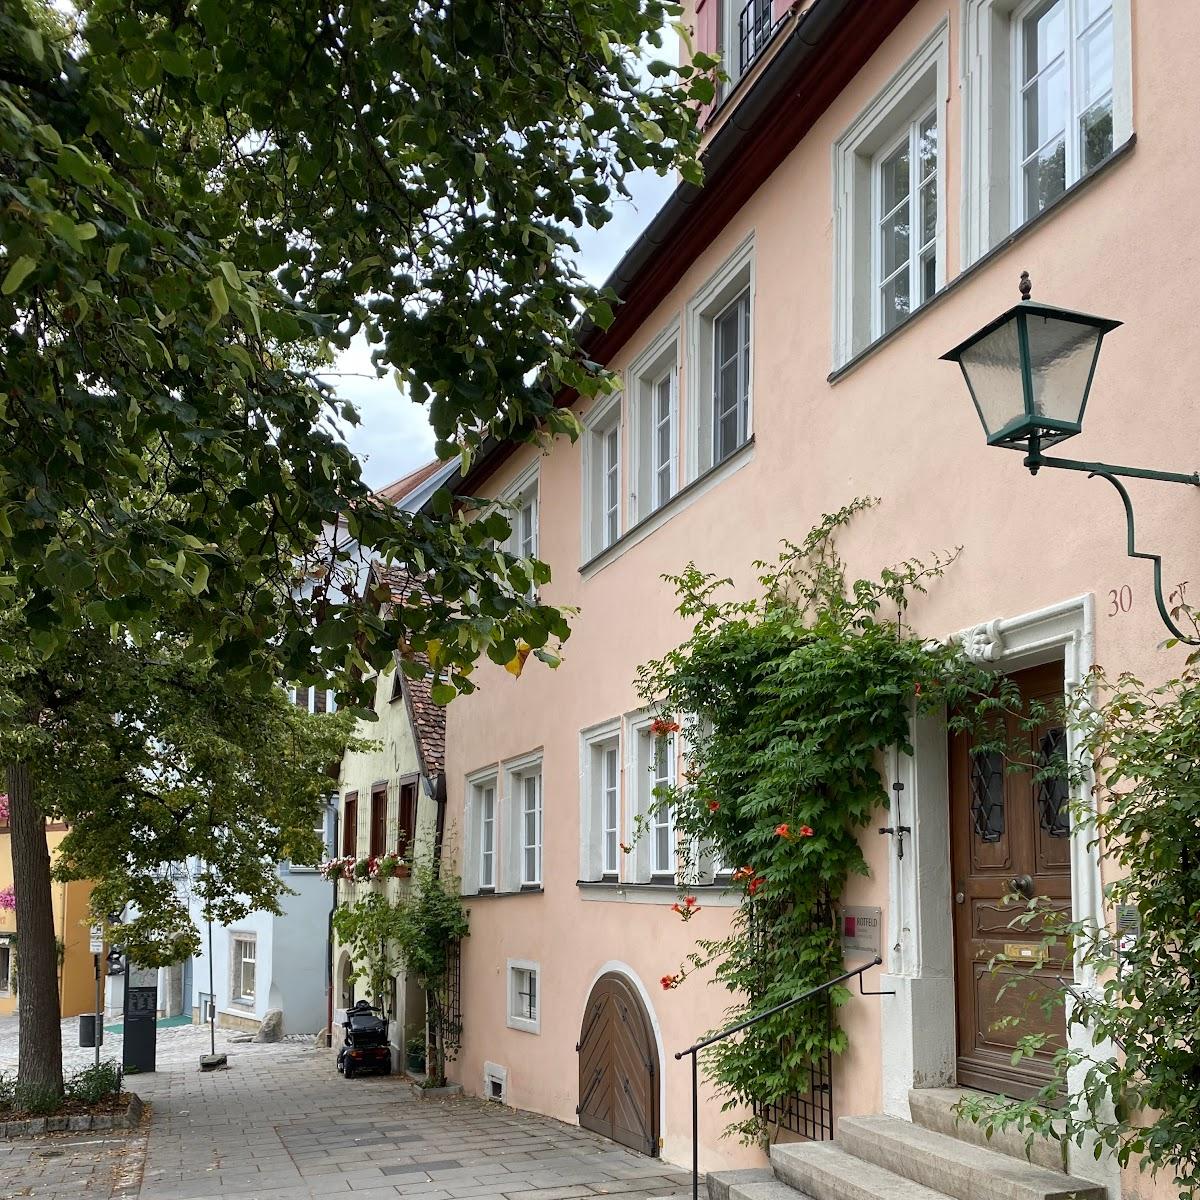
left=840, top=906, right=882, bottom=956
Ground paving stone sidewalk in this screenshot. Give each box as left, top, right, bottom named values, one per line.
left=0, top=1033, right=695, bottom=1200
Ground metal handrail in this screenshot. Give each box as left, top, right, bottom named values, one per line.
left=673, top=955, right=890, bottom=1200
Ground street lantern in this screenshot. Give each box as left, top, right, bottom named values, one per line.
left=944, top=272, right=1200, bottom=645
left=941, top=272, right=1122, bottom=452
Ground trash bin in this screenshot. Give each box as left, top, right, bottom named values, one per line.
left=79, top=1013, right=103, bottom=1048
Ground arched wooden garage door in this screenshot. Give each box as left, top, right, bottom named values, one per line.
left=576, top=973, right=659, bottom=1157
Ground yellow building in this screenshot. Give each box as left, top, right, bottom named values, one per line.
left=0, top=818, right=96, bottom=1019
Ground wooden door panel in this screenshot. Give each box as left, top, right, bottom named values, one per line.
left=950, top=662, right=1070, bottom=1101
left=577, top=975, right=659, bottom=1157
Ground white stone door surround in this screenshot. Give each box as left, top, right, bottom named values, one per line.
left=878, top=593, right=1117, bottom=1191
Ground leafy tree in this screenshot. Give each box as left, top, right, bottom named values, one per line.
left=0, top=608, right=365, bottom=1095
left=0, top=0, right=714, bottom=1097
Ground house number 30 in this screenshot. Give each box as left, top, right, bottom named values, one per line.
left=1108, top=585, right=1133, bottom=616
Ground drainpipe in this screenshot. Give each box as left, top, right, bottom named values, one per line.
left=325, top=803, right=338, bottom=1048
left=430, top=773, right=447, bottom=880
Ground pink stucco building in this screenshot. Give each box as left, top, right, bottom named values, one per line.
left=420, top=2, right=1192, bottom=1197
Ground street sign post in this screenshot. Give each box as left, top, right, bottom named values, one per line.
left=89, top=923, right=104, bottom=1067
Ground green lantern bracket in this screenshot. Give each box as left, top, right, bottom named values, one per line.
left=1024, top=438, right=1200, bottom=645
left=946, top=272, right=1200, bottom=647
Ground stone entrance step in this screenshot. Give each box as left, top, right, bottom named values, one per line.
left=907, top=1087, right=1065, bottom=1173
left=836, top=1116, right=1103, bottom=1200
left=772, top=1140, right=949, bottom=1200
left=706, top=1095, right=1101, bottom=1200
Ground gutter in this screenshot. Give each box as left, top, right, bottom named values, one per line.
left=423, top=0, right=855, bottom=506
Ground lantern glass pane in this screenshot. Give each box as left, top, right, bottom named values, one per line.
left=959, top=318, right=1025, bottom=439
left=1025, top=314, right=1100, bottom=426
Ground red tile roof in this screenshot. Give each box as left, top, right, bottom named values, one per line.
left=369, top=560, right=445, bottom=778
left=375, top=459, right=443, bottom=504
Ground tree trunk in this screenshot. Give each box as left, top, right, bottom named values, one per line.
left=427, top=988, right=445, bottom=1087
left=7, top=760, right=64, bottom=1099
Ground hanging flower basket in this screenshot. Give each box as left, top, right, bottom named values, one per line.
left=318, top=855, right=410, bottom=882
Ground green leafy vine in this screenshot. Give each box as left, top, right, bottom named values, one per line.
left=634, top=498, right=987, bottom=1142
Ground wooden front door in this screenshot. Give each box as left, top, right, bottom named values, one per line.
left=950, top=661, right=1072, bottom=1099
left=577, top=974, right=659, bottom=1156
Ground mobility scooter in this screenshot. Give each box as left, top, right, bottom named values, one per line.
left=336, top=1000, right=392, bottom=1078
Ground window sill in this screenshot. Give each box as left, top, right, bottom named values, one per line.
left=579, top=437, right=756, bottom=580
left=506, top=1015, right=540, bottom=1035
left=576, top=879, right=742, bottom=907
left=464, top=886, right=544, bottom=899
left=828, top=135, right=1137, bottom=385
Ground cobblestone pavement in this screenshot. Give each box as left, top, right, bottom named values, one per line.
left=0, top=1030, right=695, bottom=1200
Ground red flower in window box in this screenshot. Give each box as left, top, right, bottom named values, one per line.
left=649, top=718, right=680, bottom=737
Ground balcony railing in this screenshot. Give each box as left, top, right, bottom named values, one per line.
left=737, top=0, right=774, bottom=77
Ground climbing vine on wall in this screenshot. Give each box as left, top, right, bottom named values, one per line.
left=634, top=498, right=995, bottom=1142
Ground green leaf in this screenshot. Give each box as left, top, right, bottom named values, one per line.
left=2, top=255, right=37, bottom=295
left=430, top=682, right=457, bottom=705
left=206, top=274, right=229, bottom=316
left=217, top=261, right=242, bottom=292
left=106, top=243, right=129, bottom=274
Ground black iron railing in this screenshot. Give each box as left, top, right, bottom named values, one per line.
left=674, top=955, right=891, bottom=1200
left=737, top=0, right=774, bottom=76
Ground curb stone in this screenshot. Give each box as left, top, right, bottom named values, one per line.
left=1, top=1090, right=143, bottom=1138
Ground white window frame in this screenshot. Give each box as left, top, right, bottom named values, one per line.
left=520, top=771, right=543, bottom=887
left=871, top=105, right=940, bottom=341
left=289, top=802, right=332, bottom=873
left=579, top=719, right=622, bottom=883
left=231, top=934, right=256, bottom=1004
left=832, top=20, right=948, bottom=368
left=678, top=716, right=726, bottom=885
left=626, top=714, right=677, bottom=883
left=1010, top=0, right=1116, bottom=228
left=500, top=751, right=544, bottom=892
left=463, top=769, right=499, bottom=895
left=479, top=780, right=497, bottom=891
left=499, top=460, right=539, bottom=600
left=960, top=0, right=1132, bottom=266
left=685, top=235, right=755, bottom=481
left=289, top=685, right=336, bottom=714
left=626, top=320, right=681, bottom=526
left=506, top=959, right=540, bottom=1034
left=581, top=392, right=623, bottom=562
